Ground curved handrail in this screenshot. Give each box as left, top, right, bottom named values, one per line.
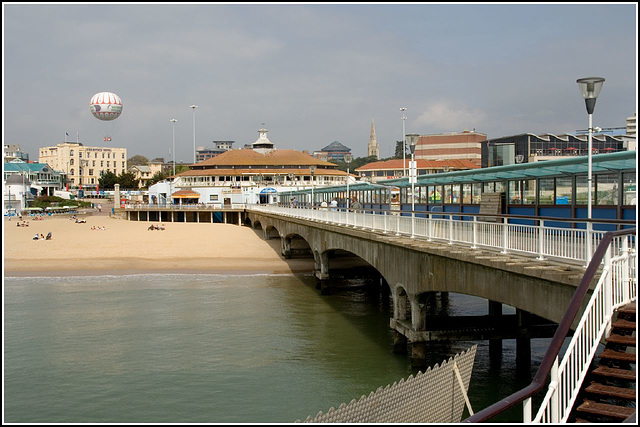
left=463, top=227, right=636, bottom=422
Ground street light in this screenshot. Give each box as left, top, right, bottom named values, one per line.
left=400, top=107, right=408, bottom=177
left=309, top=165, right=317, bottom=208
left=406, top=133, right=420, bottom=238
left=190, top=105, right=198, bottom=163
left=344, top=154, right=352, bottom=209
left=170, top=119, right=177, bottom=176
left=577, top=77, right=604, bottom=262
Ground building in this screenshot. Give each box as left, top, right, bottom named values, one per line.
left=414, top=130, right=487, bottom=166
left=38, top=142, right=127, bottom=189
left=626, top=112, right=636, bottom=137
left=481, top=133, right=627, bottom=168
left=368, top=119, right=380, bottom=159
left=355, top=158, right=479, bottom=183
left=196, top=141, right=235, bottom=162
left=3, top=161, right=63, bottom=197
left=4, top=144, right=29, bottom=163
left=150, top=127, right=349, bottom=206
left=314, top=141, right=352, bottom=162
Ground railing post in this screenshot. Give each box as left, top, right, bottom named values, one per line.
left=448, top=213, right=453, bottom=244
left=396, top=212, right=401, bottom=236
left=427, top=212, right=433, bottom=242
left=471, top=215, right=478, bottom=249
left=537, top=219, right=545, bottom=260
left=622, top=237, right=630, bottom=302
left=502, top=217, right=509, bottom=254
left=383, top=210, right=388, bottom=234
left=550, top=358, right=559, bottom=423
left=523, top=397, right=532, bottom=423
left=585, top=222, right=593, bottom=266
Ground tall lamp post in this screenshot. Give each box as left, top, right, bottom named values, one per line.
left=344, top=153, right=352, bottom=209
left=309, top=165, right=317, bottom=208
left=400, top=107, right=408, bottom=177
left=406, top=133, right=420, bottom=238
left=577, top=77, right=604, bottom=263
left=170, top=119, right=177, bottom=176
left=190, top=105, right=198, bottom=163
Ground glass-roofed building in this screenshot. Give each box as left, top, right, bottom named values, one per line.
left=279, top=151, right=637, bottom=224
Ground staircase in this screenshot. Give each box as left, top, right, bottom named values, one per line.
left=573, top=302, right=636, bottom=423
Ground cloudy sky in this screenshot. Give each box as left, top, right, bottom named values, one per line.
left=3, top=3, right=637, bottom=162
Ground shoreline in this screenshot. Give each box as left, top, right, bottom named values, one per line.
left=3, top=216, right=315, bottom=278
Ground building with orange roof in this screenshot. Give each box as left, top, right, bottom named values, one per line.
left=150, top=127, right=351, bottom=206
left=355, top=158, right=479, bottom=184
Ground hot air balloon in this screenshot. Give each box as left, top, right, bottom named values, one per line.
left=89, top=92, right=123, bottom=121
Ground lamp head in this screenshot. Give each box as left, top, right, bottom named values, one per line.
left=406, top=133, right=420, bottom=154
left=577, top=77, right=605, bottom=114
left=309, top=165, right=317, bottom=174
left=344, top=154, right=352, bottom=164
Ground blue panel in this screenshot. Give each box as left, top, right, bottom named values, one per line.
left=538, top=207, right=572, bottom=229
left=508, top=206, right=536, bottom=226
left=622, top=207, right=636, bottom=221
left=213, top=212, right=223, bottom=223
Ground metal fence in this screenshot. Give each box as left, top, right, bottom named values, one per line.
left=248, top=205, right=635, bottom=265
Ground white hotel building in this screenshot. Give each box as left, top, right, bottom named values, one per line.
left=39, top=142, right=127, bottom=189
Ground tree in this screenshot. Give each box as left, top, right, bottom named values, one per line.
left=117, top=171, right=140, bottom=189
left=98, top=171, right=118, bottom=190
left=127, top=155, right=149, bottom=167
left=146, top=171, right=168, bottom=188
left=394, top=140, right=407, bottom=159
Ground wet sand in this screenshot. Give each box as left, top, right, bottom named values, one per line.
left=3, top=214, right=315, bottom=277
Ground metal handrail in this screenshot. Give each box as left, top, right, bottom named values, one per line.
left=463, top=228, right=636, bottom=423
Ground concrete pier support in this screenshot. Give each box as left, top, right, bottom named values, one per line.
left=489, top=300, right=503, bottom=361
left=516, top=309, right=532, bottom=371
left=393, top=331, right=408, bottom=354
left=282, top=238, right=292, bottom=259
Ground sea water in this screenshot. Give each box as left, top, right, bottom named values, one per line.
left=4, top=273, right=551, bottom=423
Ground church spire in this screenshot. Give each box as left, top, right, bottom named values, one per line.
left=368, top=118, right=380, bottom=159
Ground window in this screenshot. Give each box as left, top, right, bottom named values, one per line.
left=623, top=172, right=636, bottom=205
left=70, top=158, right=74, bottom=165
left=508, top=180, right=521, bottom=204
left=89, top=169, right=94, bottom=176
left=210, top=194, right=219, bottom=202
left=576, top=175, right=590, bottom=205
left=523, top=180, right=536, bottom=204
left=556, top=177, right=572, bottom=205
left=462, top=183, right=472, bottom=204
left=539, top=178, right=555, bottom=205
left=596, top=174, right=618, bottom=205
left=472, top=184, right=482, bottom=204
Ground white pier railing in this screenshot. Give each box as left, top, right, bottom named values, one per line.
left=248, top=205, right=635, bottom=265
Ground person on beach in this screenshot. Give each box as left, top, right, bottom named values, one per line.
left=33, top=233, right=39, bottom=240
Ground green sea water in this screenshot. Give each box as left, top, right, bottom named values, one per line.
left=4, top=273, right=549, bottom=423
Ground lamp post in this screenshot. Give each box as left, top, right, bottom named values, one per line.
left=400, top=107, right=407, bottom=177
left=170, top=119, right=177, bottom=176
left=577, top=77, right=604, bottom=263
left=344, top=154, right=352, bottom=209
left=309, top=165, right=317, bottom=208
left=190, top=105, right=198, bottom=164
left=406, top=133, right=420, bottom=238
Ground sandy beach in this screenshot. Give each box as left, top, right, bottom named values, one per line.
left=3, top=213, right=315, bottom=277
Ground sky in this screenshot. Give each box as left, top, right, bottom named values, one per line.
left=3, top=3, right=637, bottom=163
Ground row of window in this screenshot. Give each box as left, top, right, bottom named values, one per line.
left=397, top=172, right=636, bottom=206
left=286, top=172, right=636, bottom=207
left=181, top=175, right=345, bottom=184
left=68, top=150, right=125, bottom=159
left=69, top=159, right=126, bottom=168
